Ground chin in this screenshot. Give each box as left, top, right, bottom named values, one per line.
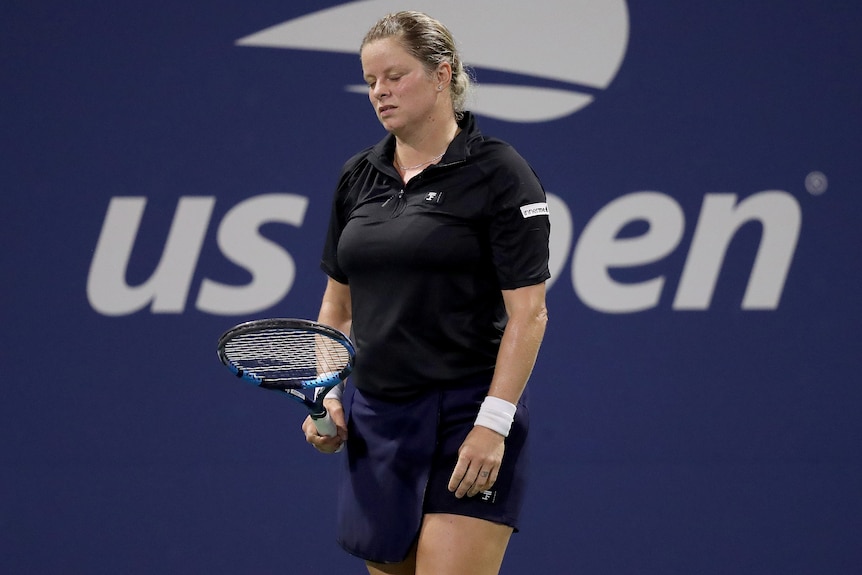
left=379, top=118, right=404, bottom=134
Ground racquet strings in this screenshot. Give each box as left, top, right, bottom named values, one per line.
left=223, top=327, right=351, bottom=385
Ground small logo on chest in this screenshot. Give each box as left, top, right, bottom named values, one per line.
left=423, top=191, right=445, bottom=204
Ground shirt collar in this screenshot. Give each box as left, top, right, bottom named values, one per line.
left=368, top=112, right=479, bottom=173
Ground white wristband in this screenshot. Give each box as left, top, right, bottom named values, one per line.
left=323, top=381, right=345, bottom=403
left=474, top=396, right=517, bottom=437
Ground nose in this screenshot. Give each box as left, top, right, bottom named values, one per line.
left=371, top=80, right=389, bottom=100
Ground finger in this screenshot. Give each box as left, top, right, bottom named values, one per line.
left=302, top=417, right=316, bottom=440
left=323, top=398, right=347, bottom=431
left=315, top=437, right=344, bottom=454
left=322, top=400, right=348, bottom=443
left=454, top=461, right=486, bottom=499
left=309, top=432, right=344, bottom=453
left=487, top=466, right=500, bottom=489
left=466, top=468, right=495, bottom=497
left=302, top=418, right=344, bottom=453
left=447, top=456, right=472, bottom=495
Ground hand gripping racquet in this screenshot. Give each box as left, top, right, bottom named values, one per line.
left=217, top=318, right=355, bottom=437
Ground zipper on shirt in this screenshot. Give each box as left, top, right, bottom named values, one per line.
left=380, top=160, right=454, bottom=216
left=381, top=188, right=403, bottom=208
left=382, top=188, right=406, bottom=217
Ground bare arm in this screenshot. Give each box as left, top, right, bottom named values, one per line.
left=448, top=282, right=548, bottom=498
left=317, top=277, right=352, bottom=337
left=489, top=282, right=549, bottom=404
left=302, top=277, right=352, bottom=452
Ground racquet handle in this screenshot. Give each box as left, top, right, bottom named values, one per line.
left=311, top=409, right=337, bottom=437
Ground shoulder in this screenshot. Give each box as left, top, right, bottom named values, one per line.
left=468, top=134, right=536, bottom=178
left=332, top=145, right=380, bottom=205
left=468, top=139, right=545, bottom=204
left=337, top=145, right=375, bottom=180
left=460, top=114, right=532, bottom=169
left=336, top=131, right=396, bottom=187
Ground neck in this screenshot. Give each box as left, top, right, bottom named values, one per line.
left=394, top=117, right=460, bottom=169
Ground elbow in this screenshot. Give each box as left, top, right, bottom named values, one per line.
left=536, top=302, right=549, bottom=331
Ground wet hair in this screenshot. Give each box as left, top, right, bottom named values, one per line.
left=361, top=11, right=472, bottom=120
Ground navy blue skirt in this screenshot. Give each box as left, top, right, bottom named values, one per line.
left=335, top=378, right=530, bottom=563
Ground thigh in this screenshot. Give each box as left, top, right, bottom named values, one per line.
left=365, top=543, right=417, bottom=575
left=415, top=513, right=513, bottom=575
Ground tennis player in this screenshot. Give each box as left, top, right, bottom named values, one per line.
left=302, top=11, right=550, bottom=575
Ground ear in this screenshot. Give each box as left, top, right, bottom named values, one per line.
left=435, top=61, right=453, bottom=88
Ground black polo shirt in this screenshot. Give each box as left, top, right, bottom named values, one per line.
left=321, top=113, right=550, bottom=400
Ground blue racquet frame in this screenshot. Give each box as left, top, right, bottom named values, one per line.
left=217, top=318, right=355, bottom=437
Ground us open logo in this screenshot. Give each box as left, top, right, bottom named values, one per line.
left=235, top=0, right=630, bottom=123
left=86, top=0, right=805, bottom=317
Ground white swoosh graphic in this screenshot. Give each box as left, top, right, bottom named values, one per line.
left=237, top=0, right=629, bottom=122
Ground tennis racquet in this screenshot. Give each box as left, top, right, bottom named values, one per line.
left=217, top=318, right=355, bottom=437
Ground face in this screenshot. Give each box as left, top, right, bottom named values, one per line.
left=360, top=38, right=443, bottom=134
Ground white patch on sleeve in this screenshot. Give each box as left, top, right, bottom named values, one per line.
left=519, top=202, right=550, bottom=218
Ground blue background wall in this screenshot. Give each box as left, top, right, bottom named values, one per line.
left=3, top=1, right=860, bottom=573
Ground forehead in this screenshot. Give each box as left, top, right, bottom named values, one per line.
left=360, top=37, right=421, bottom=73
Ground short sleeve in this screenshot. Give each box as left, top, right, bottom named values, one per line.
left=320, top=189, right=349, bottom=284
left=320, top=154, right=366, bottom=284
left=486, top=147, right=551, bottom=289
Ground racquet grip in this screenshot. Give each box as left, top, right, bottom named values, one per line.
left=311, top=409, right=337, bottom=437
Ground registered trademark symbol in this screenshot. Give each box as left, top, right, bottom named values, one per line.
left=804, top=171, right=828, bottom=195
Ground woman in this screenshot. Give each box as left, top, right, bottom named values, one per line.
left=301, top=11, right=550, bottom=575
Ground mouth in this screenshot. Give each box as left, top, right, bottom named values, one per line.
left=378, top=105, right=396, bottom=116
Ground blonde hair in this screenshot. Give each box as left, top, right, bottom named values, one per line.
left=361, top=11, right=472, bottom=120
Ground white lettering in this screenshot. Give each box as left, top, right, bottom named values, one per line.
left=673, top=191, right=801, bottom=310
left=520, top=202, right=550, bottom=218
left=87, top=189, right=802, bottom=316
left=572, top=192, right=684, bottom=313
left=87, top=196, right=213, bottom=315
left=197, top=194, right=308, bottom=315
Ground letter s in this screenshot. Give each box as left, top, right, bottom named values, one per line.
left=196, top=193, right=308, bottom=315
